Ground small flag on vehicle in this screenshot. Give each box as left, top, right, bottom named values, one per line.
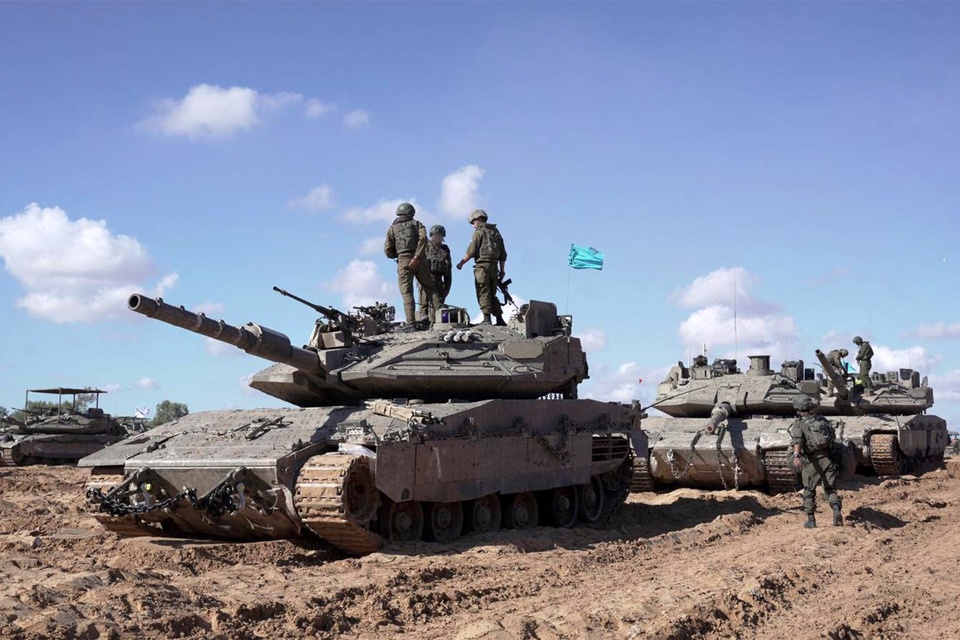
left=568, top=244, right=604, bottom=270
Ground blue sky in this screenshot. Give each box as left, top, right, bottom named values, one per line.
left=1, top=3, right=958, bottom=426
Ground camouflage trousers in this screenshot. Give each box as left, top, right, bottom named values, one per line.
left=397, top=255, right=440, bottom=325
left=859, top=361, right=873, bottom=390
left=801, top=452, right=841, bottom=515
left=473, top=262, right=502, bottom=316
left=417, top=273, right=448, bottom=321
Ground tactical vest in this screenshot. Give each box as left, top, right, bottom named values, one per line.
left=859, top=343, right=874, bottom=360
left=800, top=416, right=836, bottom=453
left=392, top=218, right=422, bottom=256
left=426, top=243, right=451, bottom=275
left=477, top=224, right=504, bottom=263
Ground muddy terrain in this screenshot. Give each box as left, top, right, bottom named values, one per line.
left=2, top=457, right=959, bottom=639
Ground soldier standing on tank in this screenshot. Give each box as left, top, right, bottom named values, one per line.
left=852, top=336, right=874, bottom=394
left=383, top=202, right=441, bottom=327
left=455, top=209, right=507, bottom=325
left=791, top=396, right=843, bottom=528
left=825, top=348, right=849, bottom=395
left=417, top=225, right=452, bottom=321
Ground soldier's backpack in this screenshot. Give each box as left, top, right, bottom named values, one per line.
left=479, top=224, right=504, bottom=263
left=803, top=417, right=836, bottom=453
left=392, top=219, right=422, bottom=255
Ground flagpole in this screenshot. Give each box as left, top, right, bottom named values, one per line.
left=565, top=265, right=571, bottom=314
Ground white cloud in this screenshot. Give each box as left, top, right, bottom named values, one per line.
left=287, top=184, right=334, bottom=212
left=0, top=203, right=178, bottom=323
left=871, top=344, right=941, bottom=373
left=357, top=237, right=383, bottom=256
left=343, top=110, right=370, bottom=130
left=341, top=198, right=427, bottom=225
left=135, top=377, right=159, bottom=390
left=305, top=98, right=335, bottom=118
left=439, top=165, right=485, bottom=219
left=140, top=84, right=345, bottom=139
left=674, top=267, right=797, bottom=355
left=324, top=259, right=393, bottom=308
left=580, top=362, right=667, bottom=405
left=929, top=369, right=960, bottom=403
left=194, top=302, right=225, bottom=316
left=913, top=322, right=960, bottom=340
left=205, top=338, right=241, bottom=358
left=101, top=383, right=122, bottom=393
left=239, top=373, right=256, bottom=396
left=578, top=328, right=608, bottom=354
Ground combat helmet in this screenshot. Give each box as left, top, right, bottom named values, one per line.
left=429, top=224, right=446, bottom=237
left=852, top=336, right=863, bottom=345
left=468, top=209, right=488, bottom=223
left=396, top=202, right=416, bottom=217
left=793, top=396, right=816, bottom=411
left=840, top=348, right=849, bottom=357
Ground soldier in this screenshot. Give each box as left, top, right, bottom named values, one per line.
left=417, top=224, right=452, bottom=321
left=455, top=209, right=507, bottom=325
left=852, top=336, right=874, bottom=393
left=791, top=396, right=843, bottom=528
left=825, top=348, right=849, bottom=395
left=383, top=202, right=441, bottom=327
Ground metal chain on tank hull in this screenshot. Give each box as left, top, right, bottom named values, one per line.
left=293, top=454, right=384, bottom=555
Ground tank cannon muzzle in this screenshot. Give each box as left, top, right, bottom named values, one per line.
left=128, top=294, right=326, bottom=377
left=815, top=349, right=849, bottom=401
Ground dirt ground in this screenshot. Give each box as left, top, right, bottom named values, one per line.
left=2, top=457, right=960, bottom=640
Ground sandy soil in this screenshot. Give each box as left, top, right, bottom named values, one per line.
left=2, top=457, right=960, bottom=640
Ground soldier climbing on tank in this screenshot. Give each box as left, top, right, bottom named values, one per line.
left=852, top=336, right=874, bottom=394
left=825, top=348, right=849, bottom=395
left=455, top=209, right=507, bottom=325
left=791, top=396, right=843, bottom=528
left=383, top=202, right=441, bottom=328
left=417, top=224, right=452, bottom=321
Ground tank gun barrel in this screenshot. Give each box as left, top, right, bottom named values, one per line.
left=816, top=349, right=850, bottom=401
left=128, top=294, right=326, bottom=377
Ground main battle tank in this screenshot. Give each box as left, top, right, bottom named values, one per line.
left=633, top=352, right=948, bottom=494
left=82, top=290, right=638, bottom=554
left=1, top=388, right=127, bottom=466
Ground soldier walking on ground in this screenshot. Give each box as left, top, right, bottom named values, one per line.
left=791, top=396, right=843, bottom=528
left=825, top=348, right=849, bottom=395
left=383, top=202, right=441, bottom=327
left=456, top=209, right=507, bottom=325
left=853, top=336, right=874, bottom=394
left=417, top=225, right=452, bottom=321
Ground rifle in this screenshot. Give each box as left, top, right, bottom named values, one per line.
left=497, top=277, right=518, bottom=310
left=273, top=286, right=360, bottom=333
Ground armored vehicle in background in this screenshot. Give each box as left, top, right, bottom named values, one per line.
left=1, top=388, right=127, bottom=466
left=83, top=291, right=638, bottom=555
left=633, top=352, right=948, bottom=494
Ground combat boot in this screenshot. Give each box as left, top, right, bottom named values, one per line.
left=480, top=314, right=492, bottom=325
left=494, top=314, right=506, bottom=326
left=832, top=504, right=843, bottom=527
left=803, top=514, right=816, bottom=529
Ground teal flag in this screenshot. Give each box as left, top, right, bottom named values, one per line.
left=569, top=244, right=604, bottom=270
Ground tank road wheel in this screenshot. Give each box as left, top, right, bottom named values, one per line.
left=541, top=486, right=580, bottom=529
left=378, top=499, right=424, bottom=543
left=577, top=476, right=606, bottom=524
left=502, top=492, right=539, bottom=530
left=294, top=454, right=384, bottom=555
left=870, top=434, right=904, bottom=476
left=466, top=494, right=502, bottom=534
left=423, top=501, right=464, bottom=543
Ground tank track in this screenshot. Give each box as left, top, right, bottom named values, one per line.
left=293, top=453, right=384, bottom=556
left=0, top=448, right=20, bottom=466
left=630, top=456, right=656, bottom=492
left=764, top=450, right=799, bottom=495
left=870, top=434, right=903, bottom=476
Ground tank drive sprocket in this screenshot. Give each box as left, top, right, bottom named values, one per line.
left=294, top=453, right=384, bottom=555
left=763, top=450, right=799, bottom=494
left=869, top=434, right=903, bottom=476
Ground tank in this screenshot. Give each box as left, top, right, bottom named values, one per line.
left=632, top=351, right=948, bottom=494
left=0, top=388, right=127, bottom=466
left=82, top=290, right=639, bottom=554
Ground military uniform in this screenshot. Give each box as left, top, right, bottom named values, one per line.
left=854, top=337, right=874, bottom=392
left=417, top=240, right=452, bottom=320
left=825, top=348, right=848, bottom=395
left=459, top=213, right=507, bottom=323
left=383, top=205, right=441, bottom=325
left=791, top=405, right=842, bottom=527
